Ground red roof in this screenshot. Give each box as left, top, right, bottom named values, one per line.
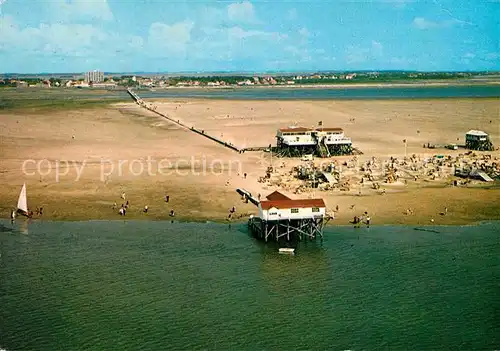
left=260, top=199, right=326, bottom=210
left=278, top=127, right=312, bottom=133
left=315, top=127, right=343, bottom=132
left=266, top=191, right=291, bottom=201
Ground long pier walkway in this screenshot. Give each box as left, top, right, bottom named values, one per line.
left=127, top=88, right=243, bottom=153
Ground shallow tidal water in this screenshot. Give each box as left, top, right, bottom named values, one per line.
left=0, top=220, right=499, bottom=350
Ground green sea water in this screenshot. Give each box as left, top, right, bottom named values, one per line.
left=0, top=220, right=499, bottom=350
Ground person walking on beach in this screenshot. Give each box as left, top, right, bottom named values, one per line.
left=352, top=216, right=360, bottom=228
left=165, top=195, right=169, bottom=203
left=366, top=215, right=371, bottom=228
left=143, top=205, right=148, bottom=213
left=11, top=209, right=16, bottom=222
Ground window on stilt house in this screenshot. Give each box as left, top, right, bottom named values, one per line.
left=291, top=208, right=299, bottom=214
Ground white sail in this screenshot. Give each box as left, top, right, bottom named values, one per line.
left=17, top=183, right=28, bottom=214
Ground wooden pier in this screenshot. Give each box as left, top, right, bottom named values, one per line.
left=127, top=88, right=244, bottom=153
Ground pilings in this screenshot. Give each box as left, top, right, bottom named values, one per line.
left=248, top=215, right=330, bottom=243
left=466, top=139, right=494, bottom=151
left=275, top=144, right=353, bottom=158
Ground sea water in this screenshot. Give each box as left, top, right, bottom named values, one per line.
left=0, top=220, right=499, bottom=350
left=49, top=84, right=500, bottom=101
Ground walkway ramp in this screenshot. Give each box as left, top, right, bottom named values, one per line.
left=321, top=172, right=338, bottom=185
left=236, top=189, right=260, bottom=206
left=127, top=88, right=243, bottom=153
left=476, top=171, right=494, bottom=182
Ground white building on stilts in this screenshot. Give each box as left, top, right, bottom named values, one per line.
left=246, top=190, right=332, bottom=243
left=276, top=125, right=353, bottom=157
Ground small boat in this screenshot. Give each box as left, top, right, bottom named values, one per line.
left=278, top=248, right=295, bottom=255
left=16, top=183, right=30, bottom=217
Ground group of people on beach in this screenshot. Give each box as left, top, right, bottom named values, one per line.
left=351, top=211, right=371, bottom=228
left=227, top=206, right=236, bottom=220
left=112, top=192, right=175, bottom=217
left=11, top=207, right=43, bottom=222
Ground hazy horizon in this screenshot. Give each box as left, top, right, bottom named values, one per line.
left=1, top=69, right=499, bottom=78
left=0, top=0, right=498, bottom=73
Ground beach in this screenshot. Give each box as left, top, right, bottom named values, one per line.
left=0, top=91, right=499, bottom=224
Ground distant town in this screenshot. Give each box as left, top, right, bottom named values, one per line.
left=0, top=70, right=498, bottom=89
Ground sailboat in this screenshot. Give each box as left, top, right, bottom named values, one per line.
left=16, top=183, right=30, bottom=217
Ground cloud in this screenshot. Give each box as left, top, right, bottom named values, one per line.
left=190, top=24, right=289, bottom=63
left=0, top=15, right=142, bottom=64
left=197, top=6, right=227, bottom=27
left=412, top=17, right=438, bottom=29
left=0, top=0, right=7, bottom=15
left=389, top=56, right=417, bottom=67
left=49, top=0, right=113, bottom=22
left=287, top=8, right=297, bottom=20
left=346, top=46, right=369, bottom=64
left=298, top=28, right=310, bottom=38
left=390, top=0, right=415, bottom=8
left=147, top=20, right=194, bottom=56
left=371, top=40, right=383, bottom=56
left=345, top=41, right=383, bottom=64
left=485, top=52, right=500, bottom=60
left=283, top=28, right=319, bottom=64
left=412, top=17, right=461, bottom=29
left=227, top=1, right=259, bottom=24
left=458, top=51, right=500, bottom=66
left=285, top=46, right=312, bottom=63
left=431, top=0, right=473, bottom=26
left=228, top=27, right=286, bottom=40
left=0, top=0, right=311, bottom=72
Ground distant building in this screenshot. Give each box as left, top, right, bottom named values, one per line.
left=91, top=82, right=117, bottom=89
left=84, top=70, right=104, bottom=83
left=465, top=130, right=494, bottom=151
left=276, top=125, right=353, bottom=157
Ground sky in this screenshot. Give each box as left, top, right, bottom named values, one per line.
left=0, top=0, right=498, bottom=73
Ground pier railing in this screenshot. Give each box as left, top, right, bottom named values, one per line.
left=127, top=88, right=244, bottom=153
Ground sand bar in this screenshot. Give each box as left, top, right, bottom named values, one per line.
left=0, top=94, right=499, bottom=224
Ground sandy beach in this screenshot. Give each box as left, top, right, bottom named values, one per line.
left=0, top=94, right=499, bottom=225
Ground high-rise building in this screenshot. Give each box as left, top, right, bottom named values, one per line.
left=84, top=70, right=104, bottom=83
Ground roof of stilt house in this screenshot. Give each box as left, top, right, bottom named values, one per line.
left=315, top=127, right=343, bottom=132
left=278, top=126, right=344, bottom=133
left=260, top=198, right=326, bottom=210
left=265, top=190, right=291, bottom=201
left=278, top=126, right=311, bottom=133
left=466, top=130, right=488, bottom=136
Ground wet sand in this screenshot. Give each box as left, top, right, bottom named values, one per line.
left=0, top=96, right=499, bottom=224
